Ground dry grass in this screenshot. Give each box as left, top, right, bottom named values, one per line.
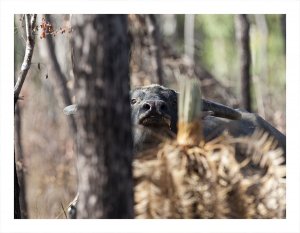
left=134, top=130, right=285, bottom=219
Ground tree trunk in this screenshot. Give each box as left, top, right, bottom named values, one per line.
left=43, top=14, right=77, bottom=136
left=148, top=14, right=164, bottom=85
left=280, top=15, right=286, bottom=55
left=14, top=103, right=28, bottom=218
left=71, top=15, right=134, bottom=219
left=235, top=14, right=252, bottom=112
left=14, top=155, right=21, bottom=219
left=253, top=14, right=268, bottom=118
left=184, top=14, right=195, bottom=63
left=14, top=14, right=37, bottom=219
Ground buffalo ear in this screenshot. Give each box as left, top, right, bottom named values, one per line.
left=63, top=104, right=78, bottom=115
left=174, top=90, right=179, bottom=99
left=172, top=90, right=179, bottom=106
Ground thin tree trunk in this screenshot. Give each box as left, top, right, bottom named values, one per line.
left=184, top=14, right=195, bottom=63
left=254, top=14, right=268, bottom=118
left=14, top=14, right=37, bottom=219
left=14, top=14, right=37, bottom=104
left=43, top=14, right=77, bottom=135
left=14, top=104, right=28, bottom=218
left=71, top=15, right=134, bottom=219
left=148, top=15, right=164, bottom=85
left=235, top=14, right=252, bottom=112
left=280, top=15, right=286, bottom=55
left=14, top=156, right=21, bottom=219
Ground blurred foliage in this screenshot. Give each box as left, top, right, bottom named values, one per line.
left=174, top=14, right=285, bottom=132
left=196, top=15, right=237, bottom=85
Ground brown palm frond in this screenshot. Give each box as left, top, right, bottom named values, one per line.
left=133, top=130, right=286, bottom=219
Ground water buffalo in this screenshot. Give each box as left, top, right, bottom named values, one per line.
left=64, top=84, right=286, bottom=218
left=64, top=83, right=286, bottom=155
left=131, top=84, right=286, bottom=157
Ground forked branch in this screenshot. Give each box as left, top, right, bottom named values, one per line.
left=14, top=14, right=37, bottom=105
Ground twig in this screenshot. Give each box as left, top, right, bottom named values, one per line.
left=60, top=202, right=67, bottom=219
left=14, top=14, right=37, bottom=105
left=67, top=192, right=79, bottom=219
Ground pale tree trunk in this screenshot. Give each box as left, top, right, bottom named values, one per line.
left=235, top=14, right=252, bottom=112
left=184, top=14, right=195, bottom=63
left=71, top=15, right=134, bottom=219
left=253, top=14, right=269, bottom=118
left=14, top=14, right=37, bottom=219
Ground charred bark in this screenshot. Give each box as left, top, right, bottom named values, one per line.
left=71, top=15, right=134, bottom=218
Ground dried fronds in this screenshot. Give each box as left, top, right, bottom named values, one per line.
left=177, top=77, right=203, bottom=146
left=178, top=77, right=202, bottom=124
left=133, top=130, right=285, bottom=218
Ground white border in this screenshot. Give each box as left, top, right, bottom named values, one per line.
left=1, top=0, right=300, bottom=233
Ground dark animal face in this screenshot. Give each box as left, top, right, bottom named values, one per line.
left=130, top=84, right=178, bottom=151
left=131, top=84, right=178, bottom=132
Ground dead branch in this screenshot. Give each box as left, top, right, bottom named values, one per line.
left=14, top=14, right=37, bottom=105
left=60, top=202, right=67, bottom=219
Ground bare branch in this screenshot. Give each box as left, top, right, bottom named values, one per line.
left=60, top=202, right=67, bottom=219
left=14, top=14, right=37, bottom=105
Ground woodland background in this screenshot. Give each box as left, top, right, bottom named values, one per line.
left=14, top=14, right=286, bottom=218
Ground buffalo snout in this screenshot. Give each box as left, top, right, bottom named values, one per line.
left=139, top=100, right=171, bottom=128
left=141, top=100, right=168, bottom=115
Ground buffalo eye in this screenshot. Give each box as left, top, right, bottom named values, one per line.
left=131, top=98, right=137, bottom=105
